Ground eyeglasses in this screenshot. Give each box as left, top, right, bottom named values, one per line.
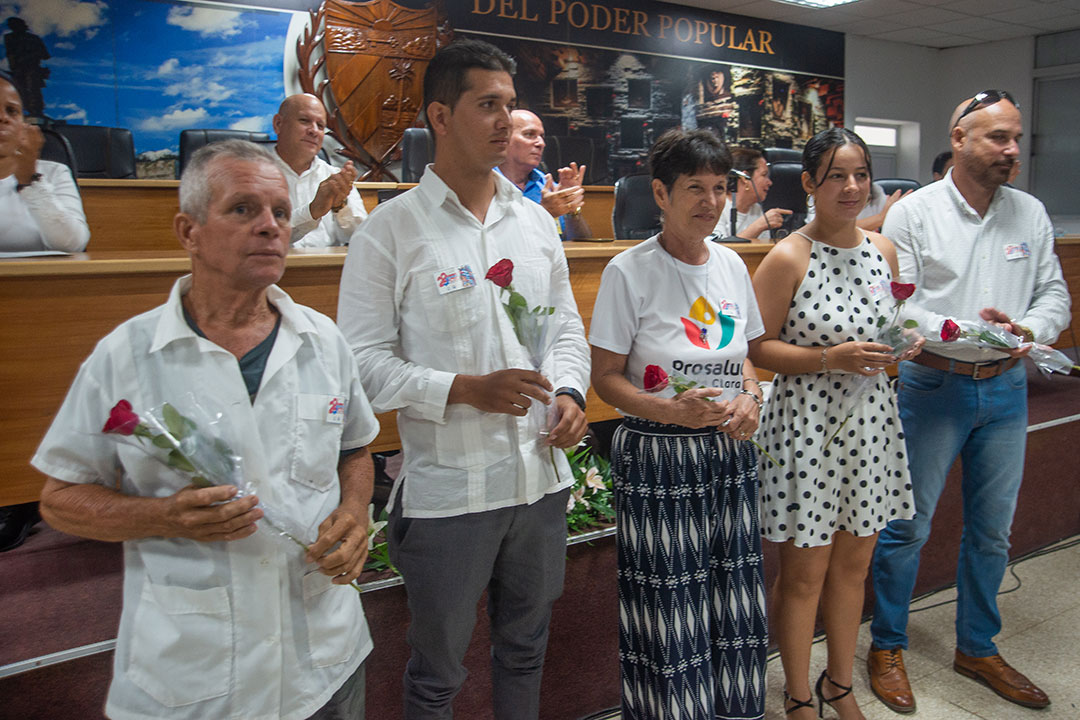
left=953, top=90, right=1018, bottom=128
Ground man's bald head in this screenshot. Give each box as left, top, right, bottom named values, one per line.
left=273, top=93, right=327, bottom=172
left=502, top=108, right=546, bottom=180
left=949, top=93, right=1022, bottom=191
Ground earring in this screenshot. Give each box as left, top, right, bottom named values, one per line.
left=806, top=193, right=815, bottom=209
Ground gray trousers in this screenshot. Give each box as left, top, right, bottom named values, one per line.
left=388, top=488, right=570, bottom=720
left=307, top=662, right=365, bottom=720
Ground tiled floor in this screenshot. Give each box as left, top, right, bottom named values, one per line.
left=763, top=537, right=1080, bottom=720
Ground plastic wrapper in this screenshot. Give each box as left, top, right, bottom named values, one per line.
left=936, top=317, right=1021, bottom=350
left=1025, top=343, right=1080, bottom=377
left=101, top=395, right=362, bottom=593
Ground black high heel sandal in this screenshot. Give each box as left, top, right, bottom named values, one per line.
left=815, top=669, right=853, bottom=718
left=784, top=688, right=815, bottom=716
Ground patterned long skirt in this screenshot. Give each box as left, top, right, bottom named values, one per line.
left=612, top=417, right=767, bottom=720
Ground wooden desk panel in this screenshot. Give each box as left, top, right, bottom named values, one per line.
left=78, top=180, right=618, bottom=251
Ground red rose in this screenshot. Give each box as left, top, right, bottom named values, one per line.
left=485, top=259, right=514, bottom=288
left=940, top=318, right=962, bottom=342
left=643, top=365, right=669, bottom=393
left=103, top=399, right=141, bottom=435
left=890, top=281, right=915, bottom=301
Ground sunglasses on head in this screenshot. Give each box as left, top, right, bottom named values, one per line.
left=953, top=90, right=1018, bottom=128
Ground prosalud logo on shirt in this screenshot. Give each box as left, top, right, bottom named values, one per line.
left=680, top=295, right=735, bottom=350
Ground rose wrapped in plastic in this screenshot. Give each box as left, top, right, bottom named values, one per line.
left=101, top=397, right=363, bottom=593
left=485, top=258, right=567, bottom=440
left=640, top=364, right=781, bottom=466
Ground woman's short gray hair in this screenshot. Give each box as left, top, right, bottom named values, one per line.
left=179, top=140, right=281, bottom=223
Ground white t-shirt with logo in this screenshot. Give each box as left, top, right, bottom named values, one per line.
left=590, top=235, right=765, bottom=415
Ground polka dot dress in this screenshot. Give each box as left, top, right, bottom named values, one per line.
left=758, top=234, right=914, bottom=548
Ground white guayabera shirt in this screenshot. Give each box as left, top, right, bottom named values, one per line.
left=33, top=278, right=379, bottom=720
left=276, top=152, right=369, bottom=248
left=338, top=168, right=590, bottom=519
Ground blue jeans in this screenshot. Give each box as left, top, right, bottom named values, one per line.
left=871, top=360, right=1028, bottom=657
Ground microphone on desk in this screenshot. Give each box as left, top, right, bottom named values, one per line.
left=728, top=168, right=776, bottom=239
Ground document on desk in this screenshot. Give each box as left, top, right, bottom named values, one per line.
left=0, top=250, right=71, bottom=258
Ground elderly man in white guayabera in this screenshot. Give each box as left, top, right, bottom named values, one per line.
left=33, top=140, right=379, bottom=720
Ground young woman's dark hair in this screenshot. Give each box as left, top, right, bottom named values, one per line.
left=648, top=128, right=733, bottom=193
left=802, top=127, right=873, bottom=186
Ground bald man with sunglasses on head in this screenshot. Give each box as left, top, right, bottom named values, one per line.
left=867, top=90, right=1068, bottom=714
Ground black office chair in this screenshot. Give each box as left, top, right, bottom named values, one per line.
left=874, top=178, right=921, bottom=196
left=763, top=147, right=802, bottom=164
left=543, top=136, right=595, bottom=184
left=761, top=161, right=807, bottom=238
left=53, top=125, right=136, bottom=179
left=612, top=174, right=660, bottom=240
left=38, top=127, right=79, bottom=177
left=178, top=129, right=273, bottom=178
left=400, top=127, right=433, bottom=183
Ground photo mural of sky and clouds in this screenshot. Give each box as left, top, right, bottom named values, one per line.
left=0, top=0, right=291, bottom=156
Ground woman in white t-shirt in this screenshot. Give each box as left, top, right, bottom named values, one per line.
left=713, top=147, right=792, bottom=241
left=590, top=129, right=768, bottom=720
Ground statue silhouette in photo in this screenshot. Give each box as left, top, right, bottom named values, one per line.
left=4, top=18, right=49, bottom=118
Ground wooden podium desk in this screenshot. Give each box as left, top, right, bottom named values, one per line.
left=78, top=179, right=619, bottom=251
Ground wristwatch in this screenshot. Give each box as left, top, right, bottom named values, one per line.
left=15, top=173, right=42, bottom=192
left=554, top=386, right=586, bottom=411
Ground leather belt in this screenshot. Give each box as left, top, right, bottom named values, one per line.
left=910, top=352, right=1019, bottom=380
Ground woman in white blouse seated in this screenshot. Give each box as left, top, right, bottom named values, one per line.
left=590, top=128, right=768, bottom=720
left=714, top=147, right=792, bottom=241
left=0, top=73, right=89, bottom=253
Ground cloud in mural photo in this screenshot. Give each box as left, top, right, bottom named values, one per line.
left=0, top=0, right=290, bottom=176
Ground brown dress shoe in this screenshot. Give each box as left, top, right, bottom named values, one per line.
left=867, top=645, right=916, bottom=714
left=953, top=650, right=1050, bottom=709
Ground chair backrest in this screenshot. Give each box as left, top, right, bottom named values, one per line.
left=761, top=161, right=807, bottom=237
left=39, top=128, right=78, bottom=178
left=874, top=177, right=921, bottom=196
left=53, top=125, right=136, bottom=179
left=763, top=147, right=802, bottom=164
left=543, top=136, right=595, bottom=184
left=377, top=188, right=410, bottom=204
left=177, top=129, right=273, bottom=178
left=613, top=174, right=660, bottom=240
left=401, top=127, right=433, bottom=183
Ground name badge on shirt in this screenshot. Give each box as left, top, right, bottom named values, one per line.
left=299, top=394, right=347, bottom=424
left=717, top=299, right=742, bottom=319
left=1003, top=242, right=1031, bottom=261
left=434, top=265, right=477, bottom=294
left=868, top=280, right=890, bottom=301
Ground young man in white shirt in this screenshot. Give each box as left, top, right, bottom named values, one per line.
left=337, top=39, right=590, bottom=719
left=34, top=141, right=378, bottom=720
left=273, top=93, right=367, bottom=247
left=868, top=91, right=1068, bottom=714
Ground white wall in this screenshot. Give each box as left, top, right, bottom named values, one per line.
left=844, top=35, right=1036, bottom=188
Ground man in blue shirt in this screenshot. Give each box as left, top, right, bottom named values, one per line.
left=496, top=109, right=592, bottom=240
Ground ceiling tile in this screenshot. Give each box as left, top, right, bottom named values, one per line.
left=989, top=4, right=1078, bottom=22
left=828, top=17, right=909, bottom=34
left=938, top=0, right=1041, bottom=13
left=958, top=24, right=1042, bottom=40
left=1048, top=0, right=1080, bottom=8
left=879, top=7, right=969, bottom=26
left=1020, top=14, right=1080, bottom=29
left=828, top=0, right=927, bottom=19
left=921, top=35, right=983, bottom=47
left=871, top=26, right=960, bottom=45
left=933, top=17, right=1014, bottom=34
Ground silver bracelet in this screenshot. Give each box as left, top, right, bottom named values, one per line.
left=738, top=389, right=764, bottom=411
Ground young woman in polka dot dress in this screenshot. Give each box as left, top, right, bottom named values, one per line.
left=748, top=128, right=922, bottom=720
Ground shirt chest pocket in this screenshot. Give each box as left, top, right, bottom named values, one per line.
left=414, top=266, right=484, bottom=334
left=290, top=393, right=347, bottom=492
